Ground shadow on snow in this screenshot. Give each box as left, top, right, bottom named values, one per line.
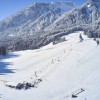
left=0, top=53, right=20, bottom=75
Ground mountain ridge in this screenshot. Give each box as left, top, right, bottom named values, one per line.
left=46, top=0, right=100, bottom=34
left=0, top=2, right=75, bottom=36
left=0, top=0, right=100, bottom=51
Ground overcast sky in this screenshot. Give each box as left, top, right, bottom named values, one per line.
left=0, top=0, right=87, bottom=20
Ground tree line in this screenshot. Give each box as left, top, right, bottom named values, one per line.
left=0, top=46, right=6, bottom=56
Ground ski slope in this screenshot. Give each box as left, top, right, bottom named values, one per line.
left=0, top=31, right=100, bottom=100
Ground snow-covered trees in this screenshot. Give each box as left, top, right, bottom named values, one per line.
left=53, top=37, right=66, bottom=45
left=96, top=40, right=99, bottom=45
left=79, top=34, right=83, bottom=42
left=0, top=46, right=6, bottom=56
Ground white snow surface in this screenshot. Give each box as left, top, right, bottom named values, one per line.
left=0, top=31, right=100, bottom=100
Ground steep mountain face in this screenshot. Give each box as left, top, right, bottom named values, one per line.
left=46, top=0, right=100, bottom=34
left=0, top=2, right=75, bottom=37
left=0, top=0, right=100, bottom=51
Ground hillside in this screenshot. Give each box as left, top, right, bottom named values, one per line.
left=46, top=0, right=100, bottom=34
left=0, top=2, right=75, bottom=37
left=0, top=31, right=100, bottom=100
left=0, top=0, right=100, bottom=52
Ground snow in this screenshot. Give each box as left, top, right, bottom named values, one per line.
left=0, top=2, right=75, bottom=37
left=87, top=4, right=91, bottom=7
left=0, top=31, right=100, bottom=100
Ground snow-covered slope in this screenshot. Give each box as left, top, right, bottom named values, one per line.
left=0, top=31, right=100, bottom=100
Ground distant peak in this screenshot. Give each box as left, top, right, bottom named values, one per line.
left=28, top=2, right=75, bottom=8
left=26, top=1, right=75, bottom=12
left=50, top=1, right=75, bottom=7
left=28, top=2, right=50, bottom=7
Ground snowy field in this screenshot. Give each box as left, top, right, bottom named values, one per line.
left=0, top=31, right=100, bottom=100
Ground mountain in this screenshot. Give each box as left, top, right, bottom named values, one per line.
left=46, top=0, right=100, bottom=36
left=0, top=0, right=100, bottom=52
left=0, top=2, right=75, bottom=37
